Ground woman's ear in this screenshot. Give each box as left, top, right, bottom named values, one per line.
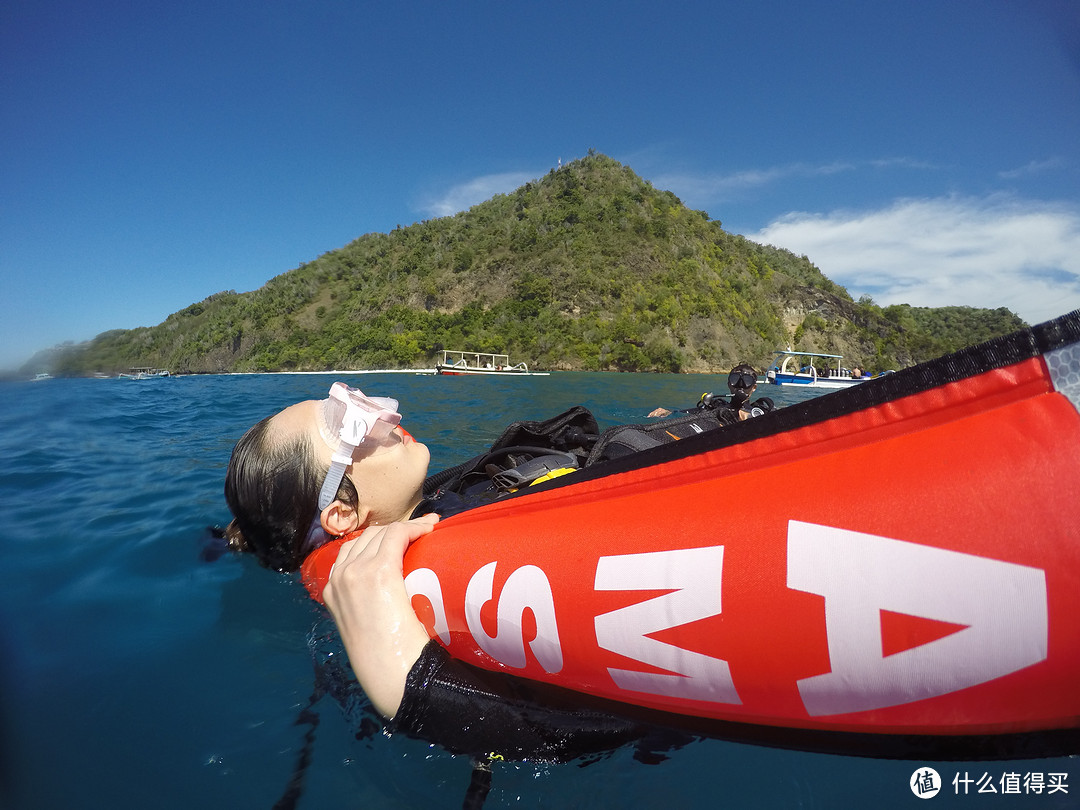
left=320, top=500, right=372, bottom=537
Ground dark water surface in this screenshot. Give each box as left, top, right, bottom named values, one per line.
left=0, top=373, right=1072, bottom=809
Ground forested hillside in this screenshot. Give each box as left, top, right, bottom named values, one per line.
left=47, top=153, right=1025, bottom=376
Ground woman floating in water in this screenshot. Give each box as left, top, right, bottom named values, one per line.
left=224, top=383, right=719, bottom=760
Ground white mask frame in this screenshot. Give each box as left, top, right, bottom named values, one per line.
left=315, top=382, right=402, bottom=511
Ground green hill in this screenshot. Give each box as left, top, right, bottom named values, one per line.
left=47, top=152, right=1025, bottom=376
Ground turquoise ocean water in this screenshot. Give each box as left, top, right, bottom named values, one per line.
left=0, top=372, right=1073, bottom=809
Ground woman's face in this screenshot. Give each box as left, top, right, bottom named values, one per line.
left=272, top=399, right=431, bottom=525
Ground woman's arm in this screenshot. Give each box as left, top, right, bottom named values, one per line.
left=320, top=514, right=661, bottom=762
left=390, top=639, right=654, bottom=761
left=321, top=514, right=439, bottom=718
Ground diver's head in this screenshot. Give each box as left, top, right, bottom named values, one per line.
left=727, top=364, right=757, bottom=407
left=224, top=385, right=430, bottom=572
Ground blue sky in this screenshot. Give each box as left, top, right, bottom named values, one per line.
left=3, top=0, right=1079, bottom=371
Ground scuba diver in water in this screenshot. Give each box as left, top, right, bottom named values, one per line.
left=223, top=384, right=716, bottom=768
left=647, top=363, right=774, bottom=420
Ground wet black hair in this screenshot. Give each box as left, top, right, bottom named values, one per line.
left=224, top=413, right=358, bottom=573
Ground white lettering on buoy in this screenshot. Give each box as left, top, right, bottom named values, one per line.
left=594, top=546, right=742, bottom=704
left=403, top=567, right=451, bottom=645
left=787, top=521, right=1048, bottom=716
left=464, top=562, right=563, bottom=673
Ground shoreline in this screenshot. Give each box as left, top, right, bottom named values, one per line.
left=221, top=368, right=437, bottom=375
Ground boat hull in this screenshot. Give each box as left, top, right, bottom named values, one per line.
left=766, top=371, right=867, bottom=388
left=435, top=365, right=548, bottom=376
left=304, top=312, right=1080, bottom=753
left=409, top=314, right=1080, bottom=744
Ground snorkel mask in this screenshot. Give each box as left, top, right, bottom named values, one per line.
left=728, top=367, right=757, bottom=392
left=315, top=382, right=402, bottom=511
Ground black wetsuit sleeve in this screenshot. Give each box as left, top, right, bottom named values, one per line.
left=388, top=640, right=651, bottom=762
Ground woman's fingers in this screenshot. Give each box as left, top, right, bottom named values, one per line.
left=371, top=513, right=439, bottom=558
left=324, top=515, right=440, bottom=605
left=336, top=513, right=439, bottom=562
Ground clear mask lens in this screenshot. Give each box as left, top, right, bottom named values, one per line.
left=729, top=370, right=756, bottom=391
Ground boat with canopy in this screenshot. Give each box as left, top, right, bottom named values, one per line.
left=435, top=350, right=548, bottom=376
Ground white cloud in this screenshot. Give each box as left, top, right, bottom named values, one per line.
left=420, top=172, right=536, bottom=218
left=653, top=160, right=858, bottom=203
left=747, top=195, right=1080, bottom=325
left=998, top=158, right=1066, bottom=179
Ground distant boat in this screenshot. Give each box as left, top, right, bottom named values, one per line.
left=435, top=351, right=549, bottom=376
left=31, top=372, right=53, bottom=382
left=765, top=349, right=873, bottom=389
left=119, top=367, right=171, bottom=380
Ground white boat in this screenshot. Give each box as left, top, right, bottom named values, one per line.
left=31, top=372, right=53, bottom=382
left=765, top=349, right=871, bottom=389
left=119, top=367, right=171, bottom=380
left=434, top=351, right=548, bottom=376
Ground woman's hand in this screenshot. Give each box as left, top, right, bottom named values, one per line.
left=322, top=513, right=439, bottom=719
